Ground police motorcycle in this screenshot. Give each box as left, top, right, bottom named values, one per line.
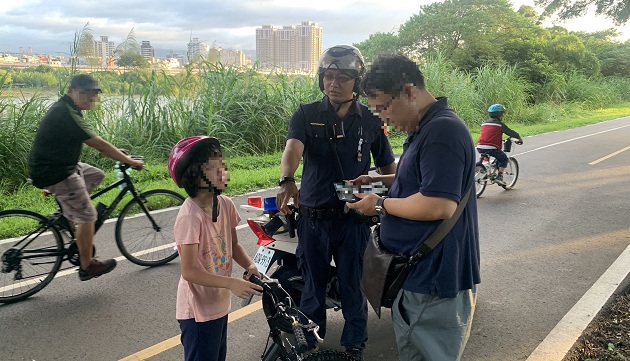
left=240, top=183, right=387, bottom=329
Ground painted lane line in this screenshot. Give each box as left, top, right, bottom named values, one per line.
left=0, top=222, right=251, bottom=292
left=118, top=300, right=263, bottom=361
left=526, top=242, right=630, bottom=361
left=589, top=146, right=630, bottom=165
left=514, top=123, right=630, bottom=157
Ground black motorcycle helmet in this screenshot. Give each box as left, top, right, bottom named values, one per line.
left=317, top=45, right=366, bottom=95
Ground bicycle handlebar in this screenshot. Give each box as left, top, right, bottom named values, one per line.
left=245, top=273, right=323, bottom=345
left=117, top=156, right=146, bottom=172
left=292, top=320, right=309, bottom=354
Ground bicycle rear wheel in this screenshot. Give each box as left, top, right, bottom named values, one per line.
left=115, top=189, right=184, bottom=267
left=475, top=164, right=488, bottom=198
left=0, top=210, right=64, bottom=303
left=502, top=157, right=519, bottom=189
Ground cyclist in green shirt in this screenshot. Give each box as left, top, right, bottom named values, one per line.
left=28, top=74, right=144, bottom=281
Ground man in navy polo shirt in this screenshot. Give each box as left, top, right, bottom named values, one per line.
left=276, top=45, right=396, bottom=359
left=347, top=54, right=480, bottom=360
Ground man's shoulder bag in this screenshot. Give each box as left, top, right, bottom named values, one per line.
left=361, top=188, right=472, bottom=318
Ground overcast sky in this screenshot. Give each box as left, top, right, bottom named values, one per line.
left=0, top=0, right=628, bottom=56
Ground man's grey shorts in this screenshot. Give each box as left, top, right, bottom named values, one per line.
left=47, top=163, right=105, bottom=224
left=392, top=285, right=477, bottom=361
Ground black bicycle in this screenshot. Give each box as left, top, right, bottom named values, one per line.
left=246, top=273, right=356, bottom=361
left=0, top=158, right=185, bottom=303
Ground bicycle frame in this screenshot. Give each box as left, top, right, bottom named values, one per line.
left=90, top=167, right=144, bottom=233
left=12, top=164, right=147, bottom=265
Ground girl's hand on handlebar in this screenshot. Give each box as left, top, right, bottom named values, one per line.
left=230, top=278, right=263, bottom=299
left=243, top=264, right=261, bottom=281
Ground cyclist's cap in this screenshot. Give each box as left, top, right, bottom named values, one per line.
left=70, top=74, right=102, bottom=93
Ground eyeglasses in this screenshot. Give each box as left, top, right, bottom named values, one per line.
left=322, top=73, right=355, bottom=84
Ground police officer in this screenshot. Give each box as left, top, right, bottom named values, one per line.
left=276, top=45, right=396, bottom=360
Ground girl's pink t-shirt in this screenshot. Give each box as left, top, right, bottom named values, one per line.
left=174, top=195, right=241, bottom=322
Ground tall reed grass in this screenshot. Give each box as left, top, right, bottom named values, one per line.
left=0, top=92, right=50, bottom=189
left=1, top=56, right=629, bottom=194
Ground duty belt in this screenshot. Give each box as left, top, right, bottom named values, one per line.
left=298, top=205, right=345, bottom=220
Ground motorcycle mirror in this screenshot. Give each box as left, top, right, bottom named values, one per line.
left=247, top=219, right=275, bottom=246
left=262, top=215, right=284, bottom=237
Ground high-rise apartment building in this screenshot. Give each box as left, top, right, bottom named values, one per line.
left=296, top=21, right=322, bottom=73
left=187, top=37, right=208, bottom=63
left=255, top=21, right=322, bottom=73
left=218, top=48, right=246, bottom=67
left=256, top=25, right=276, bottom=69
left=276, top=26, right=296, bottom=70
left=140, top=41, right=155, bottom=62
left=94, top=36, right=115, bottom=62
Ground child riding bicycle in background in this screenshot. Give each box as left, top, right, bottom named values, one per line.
left=477, top=104, right=523, bottom=186
left=168, top=136, right=262, bottom=361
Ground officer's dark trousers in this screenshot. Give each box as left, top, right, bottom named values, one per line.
left=296, top=215, right=369, bottom=350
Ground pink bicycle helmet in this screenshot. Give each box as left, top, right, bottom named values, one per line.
left=168, top=136, right=221, bottom=187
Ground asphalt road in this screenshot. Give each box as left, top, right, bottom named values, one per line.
left=1, top=116, right=630, bottom=361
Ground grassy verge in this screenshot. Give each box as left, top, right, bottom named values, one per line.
left=0, top=153, right=302, bottom=218
left=1, top=103, right=629, bottom=216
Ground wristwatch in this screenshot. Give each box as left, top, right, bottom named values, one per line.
left=278, top=176, right=295, bottom=186
left=375, top=196, right=388, bottom=217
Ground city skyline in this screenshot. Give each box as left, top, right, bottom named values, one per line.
left=1, top=0, right=629, bottom=56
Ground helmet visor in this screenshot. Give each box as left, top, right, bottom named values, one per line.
left=318, top=46, right=364, bottom=77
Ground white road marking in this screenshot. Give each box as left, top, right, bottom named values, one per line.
left=526, top=242, right=630, bottom=361
left=514, top=123, right=630, bottom=157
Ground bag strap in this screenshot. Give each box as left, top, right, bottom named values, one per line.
left=407, top=186, right=472, bottom=266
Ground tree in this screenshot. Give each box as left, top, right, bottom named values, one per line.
left=115, top=52, right=150, bottom=68
left=545, top=32, right=599, bottom=75
left=115, top=28, right=148, bottom=68
left=397, top=0, right=540, bottom=70
left=535, top=0, right=630, bottom=25
left=354, top=32, right=401, bottom=62
left=598, top=42, right=630, bottom=77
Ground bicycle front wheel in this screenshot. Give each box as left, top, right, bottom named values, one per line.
left=475, top=164, right=488, bottom=198
left=115, top=189, right=184, bottom=267
left=502, top=157, right=519, bottom=189
left=0, top=210, right=64, bottom=303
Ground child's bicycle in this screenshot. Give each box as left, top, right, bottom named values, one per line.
left=475, top=138, right=520, bottom=197
left=246, top=273, right=356, bottom=361
left=0, top=157, right=185, bottom=303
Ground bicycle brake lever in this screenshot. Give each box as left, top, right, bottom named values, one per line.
left=312, top=325, right=324, bottom=343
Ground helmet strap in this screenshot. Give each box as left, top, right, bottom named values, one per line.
left=334, top=98, right=355, bottom=113
left=195, top=170, right=222, bottom=222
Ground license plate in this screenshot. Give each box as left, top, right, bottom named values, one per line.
left=252, top=246, right=275, bottom=273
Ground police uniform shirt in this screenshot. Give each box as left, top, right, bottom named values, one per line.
left=287, top=97, right=395, bottom=209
